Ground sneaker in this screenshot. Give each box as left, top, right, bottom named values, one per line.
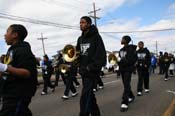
left=72, top=92, right=78, bottom=97
left=120, top=104, right=128, bottom=112
left=128, top=96, right=135, bottom=103
left=98, top=86, right=104, bottom=89
left=41, top=91, right=47, bottom=95
left=145, top=89, right=150, bottom=93
left=75, top=85, right=80, bottom=88
left=93, top=89, right=97, bottom=92
left=164, top=78, right=168, bottom=81
left=137, top=92, right=142, bottom=96
left=62, top=95, right=69, bottom=99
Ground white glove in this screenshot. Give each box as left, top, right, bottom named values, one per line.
left=0, top=63, right=8, bottom=72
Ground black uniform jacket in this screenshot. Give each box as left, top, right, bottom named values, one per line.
left=136, top=48, right=151, bottom=71
left=0, top=41, right=37, bottom=97
left=119, top=45, right=137, bottom=72
left=76, top=25, right=106, bottom=76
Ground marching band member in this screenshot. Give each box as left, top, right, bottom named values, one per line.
left=118, top=35, right=137, bottom=112
left=163, top=52, right=170, bottom=81
left=136, top=41, right=151, bottom=96
left=76, top=16, right=106, bottom=116
left=0, top=24, right=37, bottom=116
left=61, top=61, right=78, bottom=99
left=41, top=54, right=55, bottom=95
left=168, top=53, right=175, bottom=77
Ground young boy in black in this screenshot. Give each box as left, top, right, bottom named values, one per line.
left=0, top=24, right=37, bottom=116
left=136, top=41, right=151, bottom=96
left=119, top=35, right=137, bottom=112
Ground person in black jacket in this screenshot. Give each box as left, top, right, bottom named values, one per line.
left=136, top=41, right=151, bottom=96
left=41, top=54, right=55, bottom=95
left=163, top=52, right=170, bottom=81
left=61, top=61, right=78, bottom=99
left=54, top=53, right=66, bottom=86
left=76, top=16, right=106, bottom=116
left=168, top=53, right=174, bottom=77
left=158, top=51, right=165, bottom=74
left=119, top=35, right=137, bottom=112
left=0, top=24, right=37, bottom=116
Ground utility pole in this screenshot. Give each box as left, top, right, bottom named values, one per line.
left=88, top=3, right=101, bottom=26
left=37, top=33, right=47, bottom=55
left=156, top=41, right=158, bottom=56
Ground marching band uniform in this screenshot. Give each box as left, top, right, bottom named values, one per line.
left=136, top=42, right=151, bottom=96
left=61, top=61, right=78, bottom=99
left=163, top=52, right=170, bottom=81
left=77, top=16, right=106, bottom=116
left=119, top=35, right=137, bottom=112
left=41, top=55, right=55, bottom=95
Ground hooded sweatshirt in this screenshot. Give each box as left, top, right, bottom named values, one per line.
left=0, top=41, right=37, bottom=97
left=136, top=47, right=151, bottom=71
left=119, top=44, right=137, bottom=72
left=76, top=25, right=106, bottom=74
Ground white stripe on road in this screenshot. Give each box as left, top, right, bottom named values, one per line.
left=104, top=80, right=120, bottom=85
left=166, top=90, right=175, bottom=95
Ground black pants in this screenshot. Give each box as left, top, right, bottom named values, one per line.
left=159, top=64, right=164, bottom=74
left=137, top=70, right=149, bottom=92
left=169, top=70, right=174, bottom=75
left=121, top=71, right=134, bottom=105
left=0, top=97, right=32, bottom=116
left=55, top=71, right=66, bottom=86
left=151, top=65, right=156, bottom=74
left=164, top=67, right=169, bottom=79
left=79, top=74, right=100, bottom=116
left=64, top=75, right=77, bottom=96
left=72, top=75, right=80, bottom=86
left=43, top=74, right=55, bottom=93
left=94, top=75, right=104, bottom=89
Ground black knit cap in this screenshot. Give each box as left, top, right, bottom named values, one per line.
left=122, top=35, right=131, bottom=43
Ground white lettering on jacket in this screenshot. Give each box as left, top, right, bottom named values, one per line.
left=137, top=53, right=146, bottom=59
left=80, top=43, right=90, bottom=56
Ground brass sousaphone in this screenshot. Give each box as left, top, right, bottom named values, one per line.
left=59, top=44, right=79, bottom=73
left=108, top=53, right=118, bottom=65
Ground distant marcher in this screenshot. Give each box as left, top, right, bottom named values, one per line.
left=41, top=54, right=55, bottom=95
left=163, top=52, right=170, bottom=81
left=151, top=55, right=157, bottom=74
left=158, top=51, right=164, bottom=74
left=168, top=54, right=175, bottom=77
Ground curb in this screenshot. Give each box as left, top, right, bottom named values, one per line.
left=163, top=97, right=175, bottom=116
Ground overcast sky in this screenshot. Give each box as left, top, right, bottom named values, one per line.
left=0, top=0, right=175, bottom=58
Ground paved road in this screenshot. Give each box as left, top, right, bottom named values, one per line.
left=29, top=73, right=175, bottom=116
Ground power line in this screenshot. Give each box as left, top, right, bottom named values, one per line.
left=33, top=40, right=77, bottom=52
left=100, top=28, right=175, bottom=34
left=0, top=13, right=79, bottom=30
left=42, top=0, right=90, bottom=11
left=73, top=0, right=92, bottom=6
